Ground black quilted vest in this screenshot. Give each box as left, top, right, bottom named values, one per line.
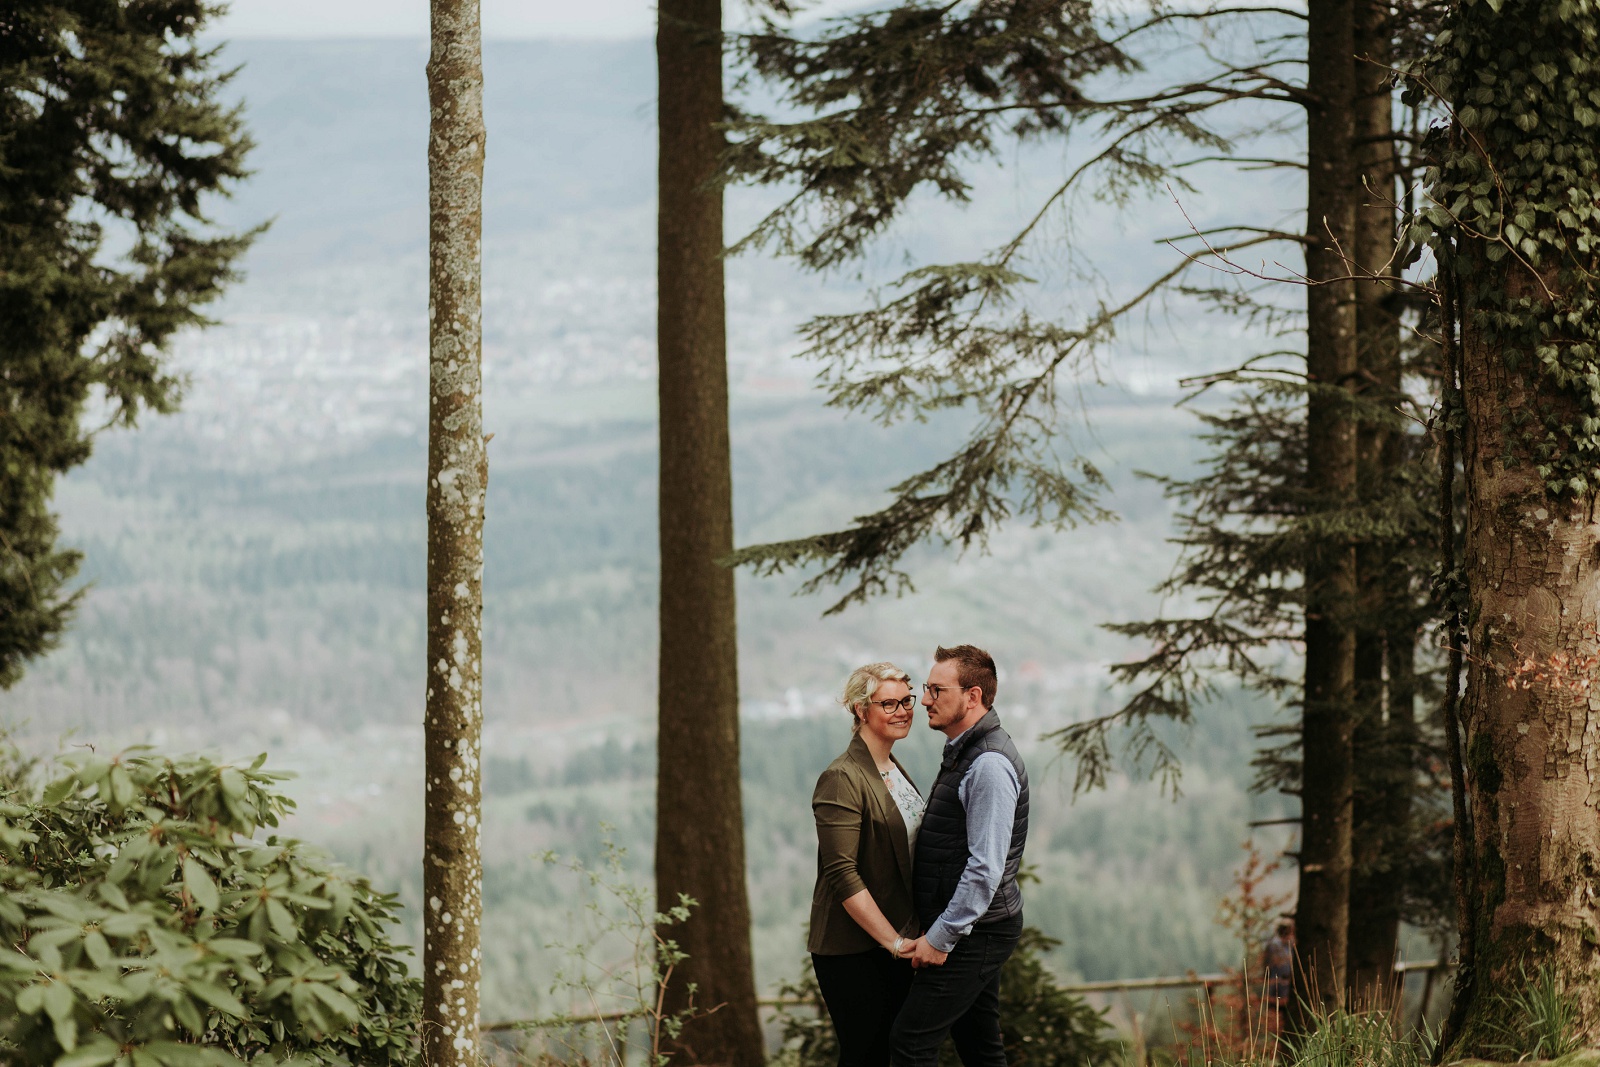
left=912, top=709, right=1030, bottom=930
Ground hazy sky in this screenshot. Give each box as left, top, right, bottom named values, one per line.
left=215, top=0, right=860, bottom=39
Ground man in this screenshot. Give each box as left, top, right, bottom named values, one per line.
left=893, top=644, right=1029, bottom=1067
left=1261, top=919, right=1294, bottom=1034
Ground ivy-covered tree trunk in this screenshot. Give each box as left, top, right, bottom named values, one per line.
left=424, top=2, right=486, bottom=1065
left=1453, top=286, right=1600, bottom=1048
left=655, top=0, right=764, bottom=1064
left=1296, top=0, right=1361, bottom=1019
left=1422, top=0, right=1600, bottom=1049
left=1347, top=0, right=1413, bottom=1008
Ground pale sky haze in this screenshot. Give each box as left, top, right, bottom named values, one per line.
left=215, top=0, right=861, bottom=39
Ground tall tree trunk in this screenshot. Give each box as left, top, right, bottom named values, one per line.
left=1453, top=289, right=1600, bottom=1050
left=1347, top=0, right=1412, bottom=1010
left=655, top=1, right=764, bottom=1064
left=1296, top=0, right=1361, bottom=1020
left=1427, top=0, right=1600, bottom=1048
left=424, top=3, right=486, bottom=1066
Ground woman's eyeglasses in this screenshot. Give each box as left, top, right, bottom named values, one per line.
left=872, top=695, right=917, bottom=713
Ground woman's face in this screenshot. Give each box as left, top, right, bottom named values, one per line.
left=858, top=678, right=915, bottom=743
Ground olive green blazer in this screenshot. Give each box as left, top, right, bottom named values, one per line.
left=807, top=734, right=920, bottom=955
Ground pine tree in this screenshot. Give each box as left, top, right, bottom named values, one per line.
left=656, top=1, right=765, bottom=1063
left=0, top=0, right=255, bottom=687
left=1294, top=0, right=1362, bottom=1016
left=423, top=1, right=487, bottom=1064
left=1346, top=0, right=1429, bottom=1005
left=724, top=0, right=1447, bottom=1007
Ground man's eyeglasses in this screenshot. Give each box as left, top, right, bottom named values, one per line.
left=922, top=683, right=975, bottom=699
left=871, top=695, right=917, bottom=713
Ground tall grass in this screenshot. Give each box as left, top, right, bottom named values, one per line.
left=1288, top=1009, right=1432, bottom=1067
left=1178, top=961, right=1581, bottom=1067
left=1486, top=964, right=1581, bottom=1062
left=1173, top=1004, right=1433, bottom=1067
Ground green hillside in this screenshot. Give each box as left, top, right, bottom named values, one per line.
left=0, top=37, right=1304, bottom=1019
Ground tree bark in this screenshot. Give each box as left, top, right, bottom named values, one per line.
left=1296, top=0, right=1361, bottom=1021
left=655, top=1, right=764, bottom=1064
left=424, top=3, right=486, bottom=1065
left=1347, top=0, right=1412, bottom=1010
left=1451, top=248, right=1600, bottom=1053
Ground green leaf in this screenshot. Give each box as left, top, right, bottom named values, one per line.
left=55, top=1037, right=122, bottom=1067
left=17, top=981, right=47, bottom=1014
left=141, top=1043, right=237, bottom=1067
left=328, top=881, right=353, bottom=928
left=186, top=979, right=248, bottom=1018
left=101, top=912, right=151, bottom=938
left=308, top=981, right=361, bottom=1023
left=182, top=860, right=219, bottom=914
left=107, top=768, right=135, bottom=810
left=220, top=768, right=247, bottom=800
left=202, top=938, right=264, bottom=959
left=43, top=977, right=75, bottom=1018
left=42, top=776, right=77, bottom=806
left=169, top=993, right=205, bottom=1036
left=247, top=905, right=268, bottom=944
left=69, top=970, right=129, bottom=1001
left=0, top=948, right=44, bottom=973
left=265, top=898, right=297, bottom=942
left=84, top=930, right=113, bottom=969
left=48, top=1004, right=78, bottom=1055
left=289, top=984, right=331, bottom=1035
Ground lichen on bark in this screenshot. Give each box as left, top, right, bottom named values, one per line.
left=424, top=2, right=487, bottom=1065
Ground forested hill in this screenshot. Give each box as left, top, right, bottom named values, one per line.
left=2, top=39, right=1297, bottom=1012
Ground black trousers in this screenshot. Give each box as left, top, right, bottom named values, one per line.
left=890, top=915, right=1023, bottom=1067
left=813, top=948, right=916, bottom=1067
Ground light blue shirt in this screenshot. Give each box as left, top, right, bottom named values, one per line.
left=924, top=728, right=1022, bottom=954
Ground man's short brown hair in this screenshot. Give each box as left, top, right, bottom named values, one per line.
left=935, top=644, right=998, bottom=709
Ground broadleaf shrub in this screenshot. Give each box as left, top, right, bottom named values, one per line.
left=0, top=747, right=420, bottom=1067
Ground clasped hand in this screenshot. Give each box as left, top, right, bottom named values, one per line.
left=900, top=936, right=949, bottom=969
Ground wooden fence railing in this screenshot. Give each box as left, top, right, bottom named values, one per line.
left=482, top=958, right=1455, bottom=1040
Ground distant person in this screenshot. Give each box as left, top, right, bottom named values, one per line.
left=809, top=663, right=927, bottom=1067
left=1262, top=919, right=1295, bottom=1025
left=893, top=645, right=1029, bottom=1067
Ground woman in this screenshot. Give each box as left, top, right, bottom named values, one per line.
left=809, top=662, right=927, bottom=1067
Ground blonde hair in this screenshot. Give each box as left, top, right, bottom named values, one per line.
left=841, top=662, right=912, bottom=734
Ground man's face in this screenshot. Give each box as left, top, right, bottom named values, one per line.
left=921, top=659, right=971, bottom=733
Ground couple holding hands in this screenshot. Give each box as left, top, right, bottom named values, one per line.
left=808, top=645, right=1031, bottom=1067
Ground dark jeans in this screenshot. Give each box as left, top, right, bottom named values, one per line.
left=814, top=949, right=916, bottom=1067
left=890, top=916, right=1023, bottom=1067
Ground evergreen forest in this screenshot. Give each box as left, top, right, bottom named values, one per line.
left=5, top=5, right=1600, bottom=1067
